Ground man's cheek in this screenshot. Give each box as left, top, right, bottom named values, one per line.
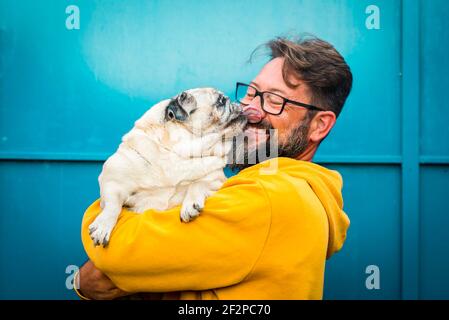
left=275, top=127, right=290, bottom=145
left=245, top=131, right=263, bottom=152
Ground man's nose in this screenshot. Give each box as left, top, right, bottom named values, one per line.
left=242, top=96, right=266, bottom=124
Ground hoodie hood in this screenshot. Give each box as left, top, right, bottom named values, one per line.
left=241, top=157, right=350, bottom=259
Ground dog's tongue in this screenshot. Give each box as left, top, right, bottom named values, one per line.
left=243, top=107, right=263, bottom=123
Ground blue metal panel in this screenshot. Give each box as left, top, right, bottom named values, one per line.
left=0, top=0, right=402, bottom=158
left=0, top=161, right=101, bottom=299
left=401, top=0, right=420, bottom=300
left=323, top=165, right=401, bottom=300
left=0, top=165, right=404, bottom=299
left=317, top=0, right=402, bottom=159
left=421, top=0, right=449, bottom=157
left=418, top=0, right=449, bottom=300
left=420, top=166, right=449, bottom=299
left=0, top=0, right=448, bottom=299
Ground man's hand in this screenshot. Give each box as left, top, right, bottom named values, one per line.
left=78, top=260, right=130, bottom=300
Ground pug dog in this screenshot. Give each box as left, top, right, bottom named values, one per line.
left=88, top=88, right=246, bottom=246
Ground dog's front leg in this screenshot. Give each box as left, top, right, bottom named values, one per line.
left=89, top=182, right=126, bottom=247
left=180, top=170, right=226, bottom=222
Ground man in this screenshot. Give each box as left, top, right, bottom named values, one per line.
left=76, top=35, right=352, bottom=300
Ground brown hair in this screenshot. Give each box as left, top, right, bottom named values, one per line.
left=251, top=35, right=353, bottom=117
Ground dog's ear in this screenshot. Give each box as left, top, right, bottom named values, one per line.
left=165, top=99, right=188, bottom=122
left=134, top=99, right=171, bottom=129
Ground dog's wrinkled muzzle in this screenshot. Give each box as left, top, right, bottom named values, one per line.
left=230, top=102, right=243, bottom=114
left=223, top=101, right=243, bottom=122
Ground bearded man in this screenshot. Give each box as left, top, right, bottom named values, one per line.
left=76, top=35, right=353, bottom=300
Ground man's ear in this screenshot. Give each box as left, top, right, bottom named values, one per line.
left=308, top=111, right=336, bottom=143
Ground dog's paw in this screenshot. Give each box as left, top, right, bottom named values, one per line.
left=180, top=201, right=203, bottom=223
left=88, top=215, right=117, bottom=247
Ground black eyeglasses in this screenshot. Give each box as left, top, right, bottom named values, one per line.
left=235, top=82, right=323, bottom=115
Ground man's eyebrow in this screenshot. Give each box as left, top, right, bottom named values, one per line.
left=249, top=81, right=260, bottom=89
left=250, top=81, right=288, bottom=97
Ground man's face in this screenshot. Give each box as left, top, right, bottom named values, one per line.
left=230, top=57, right=314, bottom=170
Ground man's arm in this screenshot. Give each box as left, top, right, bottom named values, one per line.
left=77, top=260, right=129, bottom=300
left=81, top=176, right=271, bottom=293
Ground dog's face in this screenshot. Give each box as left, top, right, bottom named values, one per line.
left=164, top=88, right=246, bottom=137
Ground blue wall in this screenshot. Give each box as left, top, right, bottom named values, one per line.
left=0, top=0, right=448, bottom=299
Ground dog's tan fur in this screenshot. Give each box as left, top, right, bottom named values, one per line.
left=88, top=88, right=246, bottom=246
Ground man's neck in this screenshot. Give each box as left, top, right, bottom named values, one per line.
left=295, top=144, right=317, bottom=162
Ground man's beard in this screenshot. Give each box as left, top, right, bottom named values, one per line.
left=228, top=115, right=312, bottom=172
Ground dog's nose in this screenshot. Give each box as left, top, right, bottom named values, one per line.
left=230, top=102, right=242, bottom=113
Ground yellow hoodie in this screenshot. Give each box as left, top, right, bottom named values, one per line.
left=81, top=157, right=350, bottom=300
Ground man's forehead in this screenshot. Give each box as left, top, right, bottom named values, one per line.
left=252, top=57, right=306, bottom=98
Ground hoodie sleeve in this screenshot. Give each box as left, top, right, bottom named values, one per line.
left=81, top=177, right=272, bottom=293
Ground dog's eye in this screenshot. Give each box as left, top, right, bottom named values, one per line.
left=167, top=109, right=175, bottom=120
left=179, top=92, right=188, bottom=104
left=189, top=109, right=197, bottom=115
left=219, top=96, right=226, bottom=105
left=216, top=95, right=227, bottom=108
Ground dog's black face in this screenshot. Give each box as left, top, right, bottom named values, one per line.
left=165, top=92, right=191, bottom=122
left=164, top=88, right=245, bottom=136
left=165, top=89, right=230, bottom=122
